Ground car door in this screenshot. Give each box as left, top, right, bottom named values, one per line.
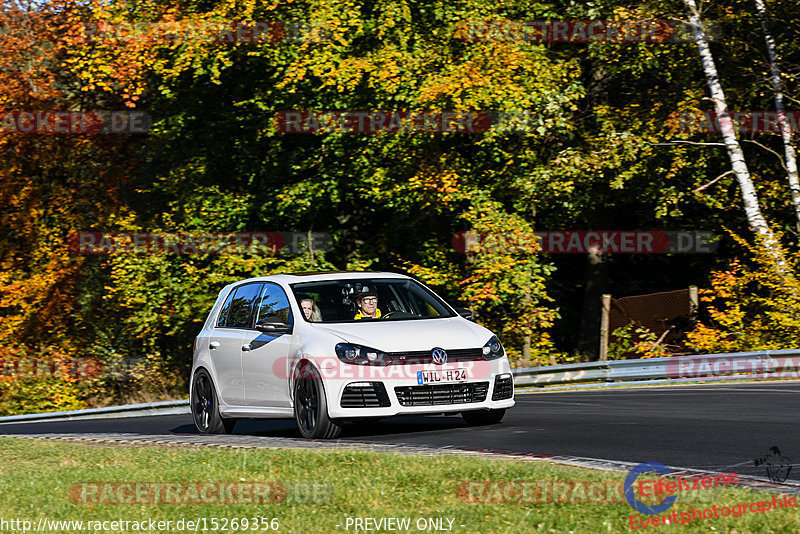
left=242, top=282, right=294, bottom=408
left=208, top=282, right=263, bottom=406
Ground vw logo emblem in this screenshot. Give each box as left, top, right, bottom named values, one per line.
left=431, top=348, right=447, bottom=365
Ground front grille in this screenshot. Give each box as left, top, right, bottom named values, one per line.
left=388, top=348, right=485, bottom=365
left=341, top=382, right=391, bottom=408
left=394, top=382, right=489, bottom=406
left=492, top=375, right=514, bottom=400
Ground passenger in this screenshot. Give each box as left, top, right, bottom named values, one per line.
left=353, top=291, right=381, bottom=320
left=300, top=298, right=322, bottom=322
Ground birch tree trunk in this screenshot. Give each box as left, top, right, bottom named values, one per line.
left=754, top=0, right=800, bottom=231
left=681, top=0, right=787, bottom=273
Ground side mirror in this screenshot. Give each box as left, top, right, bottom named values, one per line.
left=256, top=316, right=293, bottom=334
left=453, top=307, right=474, bottom=321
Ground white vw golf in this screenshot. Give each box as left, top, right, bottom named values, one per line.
left=190, top=271, right=515, bottom=438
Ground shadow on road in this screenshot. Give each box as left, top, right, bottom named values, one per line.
left=173, top=414, right=468, bottom=439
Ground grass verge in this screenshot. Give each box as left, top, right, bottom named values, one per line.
left=0, top=437, right=797, bottom=533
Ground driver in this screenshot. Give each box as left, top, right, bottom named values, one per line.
left=353, top=290, right=382, bottom=320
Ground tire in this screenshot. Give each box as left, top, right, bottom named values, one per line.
left=294, top=363, right=342, bottom=439
left=192, top=369, right=236, bottom=434
left=462, top=408, right=506, bottom=426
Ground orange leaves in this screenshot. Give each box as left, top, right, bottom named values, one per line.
left=461, top=282, right=500, bottom=303
left=0, top=4, right=137, bottom=356
left=49, top=0, right=209, bottom=107
left=0, top=1, right=60, bottom=106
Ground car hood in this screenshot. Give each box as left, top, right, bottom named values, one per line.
left=309, top=317, right=494, bottom=352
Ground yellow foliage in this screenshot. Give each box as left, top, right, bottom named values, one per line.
left=686, top=232, right=800, bottom=353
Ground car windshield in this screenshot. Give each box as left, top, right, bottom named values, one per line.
left=290, top=278, right=457, bottom=323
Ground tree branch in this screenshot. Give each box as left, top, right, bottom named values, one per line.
left=651, top=140, right=726, bottom=147
left=742, top=139, right=789, bottom=173
left=694, top=170, right=734, bottom=192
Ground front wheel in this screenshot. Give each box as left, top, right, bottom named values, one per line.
left=462, top=408, right=506, bottom=426
left=191, top=369, right=236, bottom=434
left=294, top=364, right=342, bottom=439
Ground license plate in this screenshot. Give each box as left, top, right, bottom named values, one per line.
left=417, top=368, right=468, bottom=384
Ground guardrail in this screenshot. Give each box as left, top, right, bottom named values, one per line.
left=0, top=399, right=189, bottom=424
left=512, top=348, right=800, bottom=389
left=3, top=349, right=799, bottom=423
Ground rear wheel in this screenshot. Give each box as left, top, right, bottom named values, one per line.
left=192, top=369, right=236, bottom=434
left=462, top=409, right=506, bottom=426
left=294, top=364, right=342, bottom=439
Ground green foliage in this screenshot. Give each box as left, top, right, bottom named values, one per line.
left=607, top=323, right=667, bottom=360
left=456, top=196, right=559, bottom=365
left=3, top=0, right=800, bottom=413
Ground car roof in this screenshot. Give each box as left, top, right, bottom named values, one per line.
left=232, top=271, right=412, bottom=285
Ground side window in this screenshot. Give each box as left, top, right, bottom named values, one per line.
left=407, top=283, right=443, bottom=317
left=216, top=288, right=237, bottom=327
left=255, top=283, right=294, bottom=326
left=220, top=283, right=263, bottom=329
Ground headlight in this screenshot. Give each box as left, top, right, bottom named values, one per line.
left=482, top=336, right=505, bottom=360
left=335, top=343, right=392, bottom=366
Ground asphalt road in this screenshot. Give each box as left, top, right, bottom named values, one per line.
left=2, top=381, right=798, bottom=481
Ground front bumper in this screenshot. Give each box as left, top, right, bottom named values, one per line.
left=320, top=357, right=515, bottom=419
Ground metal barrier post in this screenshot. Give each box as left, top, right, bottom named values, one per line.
left=599, top=294, right=611, bottom=361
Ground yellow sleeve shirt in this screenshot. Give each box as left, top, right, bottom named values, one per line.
left=354, top=308, right=382, bottom=320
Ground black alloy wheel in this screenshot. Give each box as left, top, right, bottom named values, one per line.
left=294, top=364, right=342, bottom=439
left=191, top=369, right=235, bottom=434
